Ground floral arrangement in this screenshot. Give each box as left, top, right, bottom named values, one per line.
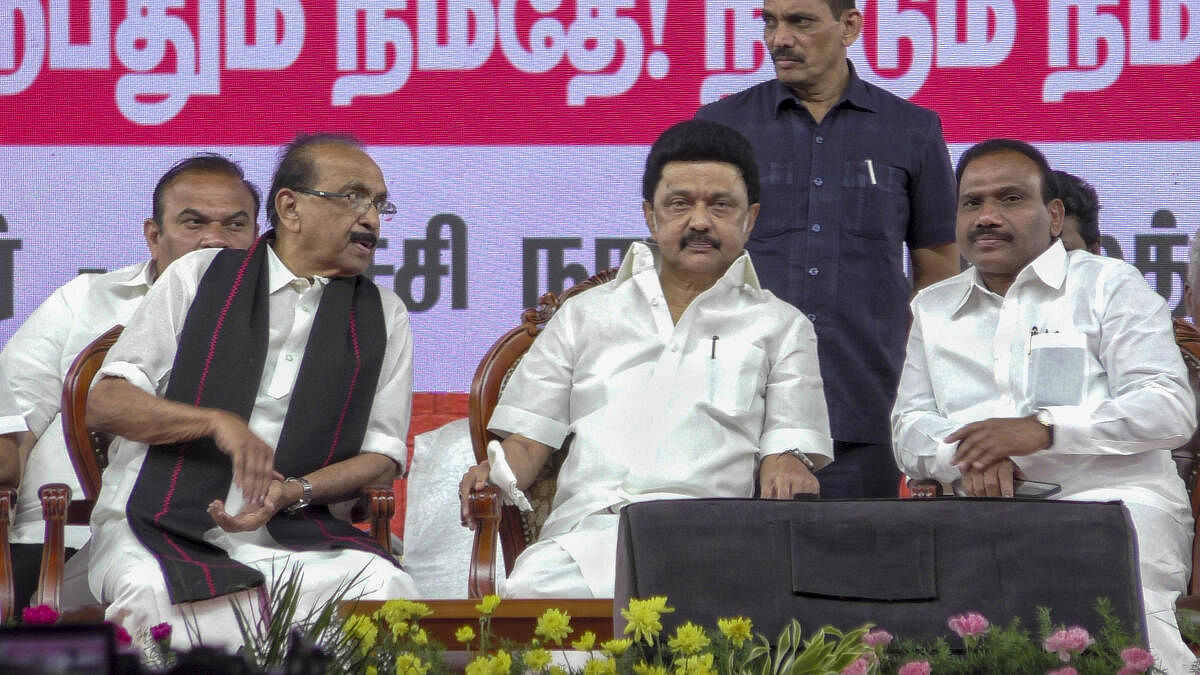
left=9, top=579, right=1164, bottom=674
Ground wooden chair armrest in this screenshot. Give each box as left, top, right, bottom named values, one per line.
left=0, top=488, right=15, bottom=622
left=350, top=486, right=396, bottom=556
left=906, top=478, right=944, bottom=499
left=36, top=483, right=72, bottom=611
left=468, top=485, right=502, bottom=598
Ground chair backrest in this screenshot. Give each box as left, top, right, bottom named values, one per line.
left=468, top=271, right=617, bottom=574
left=61, top=324, right=123, bottom=505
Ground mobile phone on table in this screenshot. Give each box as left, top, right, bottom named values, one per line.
left=951, top=477, right=1061, bottom=498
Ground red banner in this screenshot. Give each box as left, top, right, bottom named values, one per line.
left=1, top=1, right=1198, bottom=145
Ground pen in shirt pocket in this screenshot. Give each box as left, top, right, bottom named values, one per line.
left=865, top=158, right=877, bottom=185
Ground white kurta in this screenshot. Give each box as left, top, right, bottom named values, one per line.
left=892, top=241, right=1196, bottom=672
left=0, top=362, right=29, bottom=437
left=490, top=242, right=832, bottom=597
left=88, top=246, right=417, bottom=649
left=0, top=261, right=152, bottom=547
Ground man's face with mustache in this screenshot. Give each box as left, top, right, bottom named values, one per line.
left=763, top=0, right=859, bottom=94
left=643, top=161, right=759, bottom=283
left=956, top=150, right=1064, bottom=295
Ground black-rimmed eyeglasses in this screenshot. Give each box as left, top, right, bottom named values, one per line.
left=293, top=187, right=397, bottom=217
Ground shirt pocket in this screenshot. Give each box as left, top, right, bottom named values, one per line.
left=1026, top=332, right=1087, bottom=407
left=679, top=338, right=768, bottom=415
left=841, top=159, right=909, bottom=242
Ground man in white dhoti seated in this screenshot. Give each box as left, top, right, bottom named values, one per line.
left=891, top=138, right=1197, bottom=672
left=459, top=120, right=834, bottom=598
left=86, top=133, right=418, bottom=650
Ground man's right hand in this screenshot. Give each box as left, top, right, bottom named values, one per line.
left=210, top=410, right=276, bottom=505
left=958, top=458, right=1018, bottom=497
left=458, top=461, right=491, bottom=530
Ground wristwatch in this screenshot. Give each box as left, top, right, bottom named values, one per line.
left=283, top=477, right=312, bottom=514
left=781, top=448, right=816, bottom=471
left=1035, top=408, right=1055, bottom=448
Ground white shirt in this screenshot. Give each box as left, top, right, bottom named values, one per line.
left=0, top=362, right=28, bottom=436
left=892, top=242, right=1195, bottom=518
left=0, top=261, right=152, bottom=546
left=490, top=241, right=833, bottom=542
left=89, top=246, right=412, bottom=583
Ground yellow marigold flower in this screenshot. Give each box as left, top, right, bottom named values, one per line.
left=377, top=599, right=433, bottom=625
left=475, top=594, right=501, bottom=615
left=674, top=653, right=715, bottom=675
left=621, top=597, right=671, bottom=645
left=455, top=625, right=476, bottom=643
left=523, top=648, right=553, bottom=671
left=572, top=630, right=597, bottom=651
left=717, top=617, right=753, bottom=648
left=632, top=662, right=668, bottom=675
left=668, top=622, right=710, bottom=656
left=389, top=620, right=410, bottom=640
left=489, top=649, right=513, bottom=675
left=534, top=608, right=573, bottom=645
left=394, top=653, right=430, bottom=675
left=464, top=656, right=491, bottom=675
left=412, top=628, right=428, bottom=646
left=583, top=657, right=617, bottom=675
left=549, top=667, right=568, bottom=675
left=367, top=667, right=378, bottom=675
left=601, top=638, right=633, bottom=656
left=342, top=614, right=378, bottom=655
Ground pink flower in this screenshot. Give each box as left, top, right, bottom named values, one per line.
left=897, top=661, right=932, bottom=675
left=21, top=604, right=59, bottom=625
left=1120, top=646, right=1154, bottom=672
left=1043, top=626, right=1094, bottom=662
left=862, top=628, right=894, bottom=648
left=1117, top=668, right=1140, bottom=675
left=110, top=623, right=133, bottom=648
left=840, top=656, right=871, bottom=675
left=150, top=622, right=172, bottom=643
left=1046, top=668, right=1078, bottom=675
left=947, top=611, right=990, bottom=639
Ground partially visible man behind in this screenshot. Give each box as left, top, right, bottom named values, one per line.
left=86, top=133, right=416, bottom=650
left=0, top=153, right=259, bottom=612
left=459, top=120, right=832, bottom=598
left=892, top=139, right=1196, bottom=671
left=1052, top=169, right=1101, bottom=254
left=696, top=0, right=959, bottom=497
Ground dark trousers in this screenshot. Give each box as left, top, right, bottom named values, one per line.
left=10, top=542, right=77, bottom=612
left=812, top=441, right=900, bottom=498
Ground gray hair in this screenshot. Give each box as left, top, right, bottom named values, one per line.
left=1190, top=227, right=1200, bottom=288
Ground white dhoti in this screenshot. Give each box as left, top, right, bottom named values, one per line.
left=92, top=521, right=417, bottom=652
left=503, top=513, right=620, bottom=598
left=1125, top=502, right=1197, bottom=675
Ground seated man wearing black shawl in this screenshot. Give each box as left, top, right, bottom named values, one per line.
left=86, top=134, right=416, bottom=650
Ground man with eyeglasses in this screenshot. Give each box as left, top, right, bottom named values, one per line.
left=84, top=133, right=416, bottom=651
left=0, top=152, right=259, bottom=614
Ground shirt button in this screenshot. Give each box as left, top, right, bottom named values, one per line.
left=808, top=267, right=819, bottom=276
left=650, top=297, right=660, bottom=306
left=807, top=313, right=817, bottom=322
left=670, top=344, right=679, bottom=353
left=815, top=136, right=824, bottom=144
left=285, top=354, right=295, bottom=362
left=813, top=177, right=824, bottom=187
left=811, top=223, right=822, bottom=232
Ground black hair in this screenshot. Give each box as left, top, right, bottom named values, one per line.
left=642, top=120, right=760, bottom=205
left=1052, top=170, right=1101, bottom=248
left=152, top=153, right=260, bottom=228
left=266, top=133, right=364, bottom=227
left=955, top=138, right=1057, bottom=204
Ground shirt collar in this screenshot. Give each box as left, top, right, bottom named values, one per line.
left=119, top=260, right=156, bottom=290
left=951, top=241, right=1068, bottom=315
left=771, top=59, right=876, bottom=117
left=267, top=242, right=328, bottom=293
left=615, top=241, right=765, bottom=292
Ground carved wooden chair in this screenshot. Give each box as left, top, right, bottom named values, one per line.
left=0, top=487, right=16, bottom=622
left=465, top=270, right=618, bottom=598
left=37, top=325, right=397, bottom=612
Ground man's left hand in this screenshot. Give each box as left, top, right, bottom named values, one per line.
left=947, top=415, right=1050, bottom=471
left=759, top=452, right=820, bottom=499
left=208, top=478, right=287, bottom=532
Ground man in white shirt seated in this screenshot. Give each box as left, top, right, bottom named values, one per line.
left=1, top=153, right=260, bottom=613
left=86, top=133, right=417, bottom=651
left=459, top=120, right=834, bottom=598
left=0, top=363, right=30, bottom=488
left=891, top=138, right=1196, bottom=672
